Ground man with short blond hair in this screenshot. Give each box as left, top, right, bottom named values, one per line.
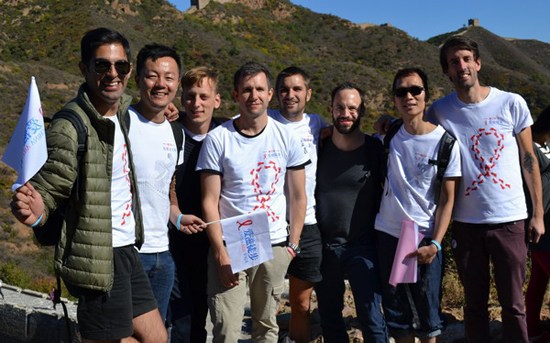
left=169, top=66, right=224, bottom=343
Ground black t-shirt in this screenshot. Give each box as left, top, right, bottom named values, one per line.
left=169, top=116, right=228, bottom=250
left=315, top=135, right=384, bottom=246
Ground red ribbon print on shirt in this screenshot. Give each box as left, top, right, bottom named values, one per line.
left=250, top=160, right=281, bottom=222
left=121, top=143, right=133, bottom=225
left=465, top=127, right=510, bottom=196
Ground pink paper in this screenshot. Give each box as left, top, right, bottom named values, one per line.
left=388, top=219, right=424, bottom=287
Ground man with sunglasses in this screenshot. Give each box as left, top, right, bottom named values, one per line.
left=426, top=36, right=544, bottom=342
left=375, top=68, right=461, bottom=343
left=11, top=28, right=166, bottom=342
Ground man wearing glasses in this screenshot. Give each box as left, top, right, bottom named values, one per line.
left=375, top=68, right=461, bottom=342
left=11, top=28, right=166, bottom=342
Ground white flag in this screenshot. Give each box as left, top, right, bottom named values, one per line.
left=2, top=77, right=47, bottom=191
left=220, top=210, right=273, bottom=273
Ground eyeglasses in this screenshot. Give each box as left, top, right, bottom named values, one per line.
left=92, top=59, right=131, bottom=76
left=394, top=86, right=424, bottom=97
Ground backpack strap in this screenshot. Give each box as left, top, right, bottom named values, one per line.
left=126, top=110, right=185, bottom=169
left=51, top=275, right=72, bottom=342
left=54, top=110, right=87, bottom=158
left=49, top=109, right=86, bottom=343
left=383, top=119, right=404, bottom=179
left=52, top=110, right=87, bottom=200
left=384, top=120, right=456, bottom=205
left=124, top=110, right=132, bottom=131
left=429, top=130, right=456, bottom=205
left=170, top=120, right=185, bottom=167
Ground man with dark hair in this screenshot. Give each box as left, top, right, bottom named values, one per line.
left=169, top=66, right=225, bottom=343
left=197, top=61, right=309, bottom=342
left=130, top=43, right=204, bottom=323
left=269, top=66, right=325, bottom=343
left=315, top=82, right=388, bottom=342
left=375, top=68, right=461, bottom=342
left=427, top=35, right=544, bottom=342
left=11, top=28, right=167, bottom=342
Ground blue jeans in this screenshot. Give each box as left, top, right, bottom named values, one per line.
left=140, top=250, right=175, bottom=322
left=377, top=231, right=444, bottom=339
left=315, top=242, right=388, bottom=343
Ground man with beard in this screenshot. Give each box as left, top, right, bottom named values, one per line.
left=315, top=82, right=388, bottom=342
left=426, top=36, right=544, bottom=342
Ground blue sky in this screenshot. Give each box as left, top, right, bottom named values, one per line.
left=168, top=0, right=550, bottom=43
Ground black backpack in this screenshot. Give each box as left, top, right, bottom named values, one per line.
left=383, top=119, right=456, bottom=205
left=124, top=112, right=185, bottom=165
left=168, top=120, right=185, bottom=164
left=34, top=109, right=86, bottom=343
left=33, top=109, right=87, bottom=246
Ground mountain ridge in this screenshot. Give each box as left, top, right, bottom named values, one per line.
left=0, top=0, right=549, bottom=293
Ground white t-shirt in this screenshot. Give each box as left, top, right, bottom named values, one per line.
left=196, top=117, right=310, bottom=244
left=536, top=142, right=550, bottom=159
left=375, top=125, right=461, bottom=238
left=183, top=126, right=207, bottom=142
left=128, top=107, right=184, bottom=253
left=426, top=87, right=533, bottom=223
left=268, top=109, right=326, bottom=225
left=106, top=115, right=136, bottom=247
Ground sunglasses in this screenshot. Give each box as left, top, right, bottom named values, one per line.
left=394, top=86, right=424, bottom=97
left=92, top=59, right=131, bottom=76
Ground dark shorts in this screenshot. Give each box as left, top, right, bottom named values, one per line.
left=77, top=245, right=158, bottom=340
left=287, top=224, right=323, bottom=283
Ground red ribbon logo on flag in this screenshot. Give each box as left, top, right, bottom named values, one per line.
left=237, top=219, right=253, bottom=230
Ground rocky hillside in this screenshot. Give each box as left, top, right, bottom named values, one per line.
left=0, top=0, right=549, bottom=293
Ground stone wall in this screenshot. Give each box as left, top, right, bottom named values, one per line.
left=0, top=283, right=79, bottom=343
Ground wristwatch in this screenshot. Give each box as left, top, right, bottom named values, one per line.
left=288, top=242, right=301, bottom=255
